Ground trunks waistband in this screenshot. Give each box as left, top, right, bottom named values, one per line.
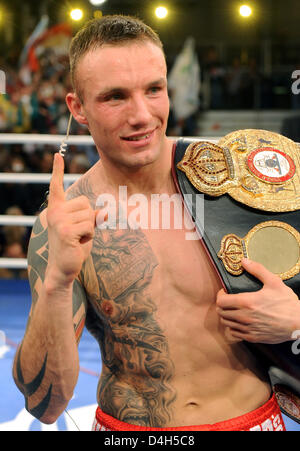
left=92, top=393, right=285, bottom=431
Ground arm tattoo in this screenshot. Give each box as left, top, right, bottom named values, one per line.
left=27, top=217, right=49, bottom=313
left=16, top=345, right=48, bottom=397
left=66, top=177, right=97, bottom=204
left=16, top=345, right=52, bottom=419
left=27, top=215, right=87, bottom=338
left=14, top=215, right=87, bottom=419
left=27, top=385, right=53, bottom=420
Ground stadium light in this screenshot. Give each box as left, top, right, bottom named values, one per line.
left=89, top=0, right=107, bottom=5
left=70, top=8, right=84, bottom=21
left=155, top=6, right=168, bottom=19
left=239, top=5, right=253, bottom=18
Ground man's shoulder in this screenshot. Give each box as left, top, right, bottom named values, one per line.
left=65, top=164, right=100, bottom=205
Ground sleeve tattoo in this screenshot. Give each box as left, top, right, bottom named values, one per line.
left=13, top=215, right=87, bottom=420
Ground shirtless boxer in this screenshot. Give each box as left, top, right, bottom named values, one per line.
left=13, top=15, right=300, bottom=431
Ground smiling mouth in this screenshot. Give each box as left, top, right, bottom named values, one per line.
left=122, top=131, right=154, bottom=142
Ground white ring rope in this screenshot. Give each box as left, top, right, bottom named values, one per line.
left=0, top=173, right=80, bottom=184
left=0, top=215, right=36, bottom=226
left=0, top=133, right=219, bottom=145
left=0, top=258, right=28, bottom=269
left=0, top=133, right=95, bottom=145
left=0, top=134, right=219, bottom=270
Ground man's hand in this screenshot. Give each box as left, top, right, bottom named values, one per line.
left=216, top=258, right=300, bottom=344
left=46, top=153, right=97, bottom=287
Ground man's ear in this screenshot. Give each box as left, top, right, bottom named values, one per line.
left=66, top=92, right=88, bottom=126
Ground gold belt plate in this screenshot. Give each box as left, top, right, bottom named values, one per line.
left=218, top=221, right=300, bottom=280
left=177, top=129, right=300, bottom=212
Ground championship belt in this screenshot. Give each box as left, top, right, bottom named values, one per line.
left=172, top=129, right=300, bottom=423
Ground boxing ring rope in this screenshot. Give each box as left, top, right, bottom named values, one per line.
left=0, top=133, right=219, bottom=270
left=0, top=133, right=95, bottom=146
left=0, top=173, right=80, bottom=184
left=0, top=133, right=219, bottom=146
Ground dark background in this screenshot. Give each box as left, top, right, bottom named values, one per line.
left=1, top=0, right=300, bottom=68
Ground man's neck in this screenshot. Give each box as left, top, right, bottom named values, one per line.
left=97, top=138, right=176, bottom=196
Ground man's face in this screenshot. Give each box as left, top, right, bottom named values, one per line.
left=70, top=41, right=170, bottom=171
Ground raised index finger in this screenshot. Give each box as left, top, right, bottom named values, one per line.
left=48, top=153, right=65, bottom=204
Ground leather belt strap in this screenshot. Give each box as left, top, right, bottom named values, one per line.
left=172, top=137, right=300, bottom=423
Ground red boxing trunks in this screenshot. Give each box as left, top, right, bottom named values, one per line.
left=92, top=393, right=285, bottom=431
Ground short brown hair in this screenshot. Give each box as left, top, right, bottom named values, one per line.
left=70, top=15, right=164, bottom=98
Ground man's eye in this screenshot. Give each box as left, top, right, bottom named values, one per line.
left=105, top=93, right=123, bottom=101
left=149, top=87, right=161, bottom=94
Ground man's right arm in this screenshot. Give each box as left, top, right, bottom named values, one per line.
left=12, top=211, right=87, bottom=424
left=12, top=153, right=97, bottom=424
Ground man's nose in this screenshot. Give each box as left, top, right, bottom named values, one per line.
left=127, top=95, right=152, bottom=126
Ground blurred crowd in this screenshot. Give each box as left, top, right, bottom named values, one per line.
left=200, top=47, right=297, bottom=111
left=0, top=51, right=99, bottom=278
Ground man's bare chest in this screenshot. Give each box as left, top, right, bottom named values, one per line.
left=82, top=225, right=221, bottom=325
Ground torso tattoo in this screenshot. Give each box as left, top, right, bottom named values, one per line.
left=68, top=176, right=177, bottom=427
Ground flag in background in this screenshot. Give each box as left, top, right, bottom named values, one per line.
left=19, top=15, right=50, bottom=68
left=168, top=37, right=201, bottom=122
left=19, top=19, right=72, bottom=85
left=27, top=23, right=72, bottom=72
